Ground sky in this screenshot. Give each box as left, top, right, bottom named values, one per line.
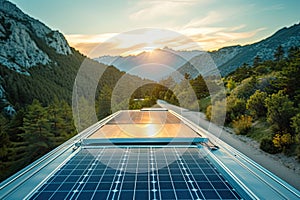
left=9, top=0, right=300, bottom=57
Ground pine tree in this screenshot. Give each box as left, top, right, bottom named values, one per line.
left=274, top=45, right=284, bottom=61
left=96, top=85, right=112, bottom=120
left=48, top=98, right=76, bottom=144
left=0, top=114, right=9, bottom=160
left=21, top=99, right=54, bottom=160
left=253, top=55, right=262, bottom=68
left=60, top=100, right=76, bottom=138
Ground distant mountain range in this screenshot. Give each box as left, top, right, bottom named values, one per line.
left=95, top=47, right=203, bottom=81
left=0, top=0, right=299, bottom=114
left=95, top=23, right=300, bottom=80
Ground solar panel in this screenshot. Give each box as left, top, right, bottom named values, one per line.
left=29, top=147, right=242, bottom=200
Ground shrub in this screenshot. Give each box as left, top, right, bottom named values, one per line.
left=291, top=113, right=300, bottom=134
left=206, top=101, right=226, bottom=125
left=272, top=132, right=293, bottom=155
left=265, top=90, right=296, bottom=132
left=232, top=115, right=253, bottom=135
left=260, top=138, right=281, bottom=154
left=226, top=96, right=246, bottom=123
left=206, top=105, right=212, bottom=121
left=246, top=90, right=268, bottom=118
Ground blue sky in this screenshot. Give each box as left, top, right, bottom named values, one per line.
left=9, top=0, right=300, bottom=57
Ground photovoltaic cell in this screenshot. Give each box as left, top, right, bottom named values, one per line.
left=29, top=147, right=242, bottom=200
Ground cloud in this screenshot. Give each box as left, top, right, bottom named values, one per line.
left=65, top=33, right=118, bottom=45
left=66, top=24, right=265, bottom=57
left=129, top=0, right=200, bottom=21
left=183, top=11, right=222, bottom=28
left=178, top=27, right=266, bottom=50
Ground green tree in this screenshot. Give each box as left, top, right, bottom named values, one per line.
left=48, top=98, right=64, bottom=137
left=226, top=95, right=246, bottom=123
left=190, top=75, right=209, bottom=99
left=96, top=85, right=112, bottom=120
left=226, top=78, right=236, bottom=91
left=21, top=99, right=54, bottom=160
left=59, top=100, right=76, bottom=137
left=48, top=98, right=76, bottom=143
left=246, top=90, right=268, bottom=119
left=291, top=113, right=300, bottom=134
left=274, top=45, right=284, bottom=61
left=0, top=114, right=9, bottom=159
left=279, top=48, right=300, bottom=103
left=231, top=77, right=257, bottom=99
left=265, top=90, right=296, bottom=132
left=288, top=46, right=299, bottom=61
left=253, top=55, right=262, bottom=68
left=260, top=138, right=280, bottom=154
left=228, top=63, right=253, bottom=82
left=74, top=96, right=95, bottom=132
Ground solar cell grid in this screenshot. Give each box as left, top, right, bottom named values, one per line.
left=29, top=147, right=242, bottom=200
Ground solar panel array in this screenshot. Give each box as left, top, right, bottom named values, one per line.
left=30, top=147, right=242, bottom=200
left=107, top=111, right=182, bottom=124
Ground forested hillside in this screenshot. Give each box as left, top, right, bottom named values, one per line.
left=172, top=46, right=300, bottom=160
left=125, top=45, right=300, bottom=162
left=214, top=46, right=300, bottom=158
left=0, top=0, right=156, bottom=182
left=0, top=46, right=153, bottom=181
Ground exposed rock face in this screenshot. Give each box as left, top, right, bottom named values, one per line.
left=0, top=0, right=73, bottom=115
left=211, top=23, right=300, bottom=76
left=0, top=0, right=72, bottom=74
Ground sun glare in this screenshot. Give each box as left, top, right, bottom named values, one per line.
left=120, top=46, right=157, bottom=56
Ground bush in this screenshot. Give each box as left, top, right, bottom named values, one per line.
left=272, top=133, right=293, bottom=149
left=206, top=105, right=212, bottom=121
left=231, top=77, right=257, bottom=99
left=232, top=115, right=253, bottom=135
left=272, top=132, right=294, bottom=155
left=260, top=138, right=281, bottom=154
left=206, top=101, right=226, bottom=125
left=226, top=96, right=246, bottom=123
left=265, top=90, right=296, bottom=132
left=291, top=113, right=300, bottom=134
left=246, top=90, right=267, bottom=118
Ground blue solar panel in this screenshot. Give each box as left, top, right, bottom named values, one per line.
left=29, top=147, right=242, bottom=200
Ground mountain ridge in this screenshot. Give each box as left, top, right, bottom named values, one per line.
left=179, top=22, right=300, bottom=77
left=95, top=23, right=300, bottom=79
left=94, top=47, right=204, bottom=81
left=0, top=0, right=72, bottom=75
left=0, top=0, right=151, bottom=116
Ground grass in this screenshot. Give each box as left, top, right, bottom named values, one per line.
left=198, top=97, right=211, bottom=112
left=247, top=120, right=272, bottom=142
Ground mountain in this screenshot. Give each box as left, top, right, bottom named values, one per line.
left=0, top=0, right=76, bottom=114
left=0, top=0, right=72, bottom=74
left=95, top=47, right=203, bottom=81
left=95, top=23, right=300, bottom=80
left=176, top=23, right=300, bottom=77
left=0, top=0, right=150, bottom=116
